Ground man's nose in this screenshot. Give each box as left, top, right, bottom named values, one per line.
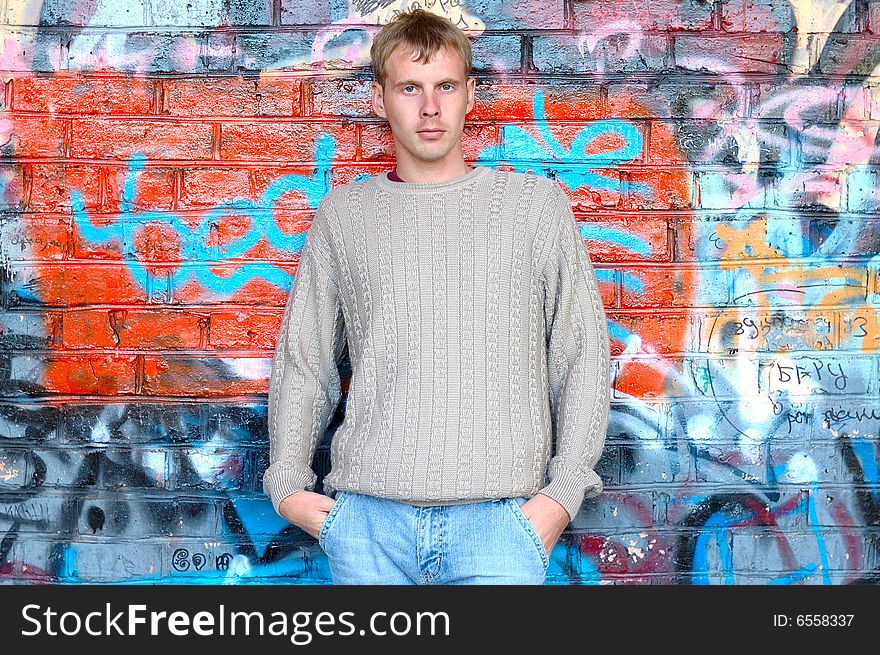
left=421, top=91, right=440, bottom=116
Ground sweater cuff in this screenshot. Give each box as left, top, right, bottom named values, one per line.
left=537, top=468, right=603, bottom=522
left=262, top=463, right=315, bottom=517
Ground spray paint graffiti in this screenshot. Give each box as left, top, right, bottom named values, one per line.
left=1, top=0, right=879, bottom=584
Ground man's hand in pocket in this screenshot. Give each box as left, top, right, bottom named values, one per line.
left=278, top=490, right=336, bottom=539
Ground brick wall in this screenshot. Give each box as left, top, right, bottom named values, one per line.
left=1, top=0, right=879, bottom=584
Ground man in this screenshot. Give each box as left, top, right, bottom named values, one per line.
left=263, top=8, right=611, bottom=585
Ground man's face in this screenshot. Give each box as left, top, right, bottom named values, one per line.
left=371, top=45, right=476, bottom=169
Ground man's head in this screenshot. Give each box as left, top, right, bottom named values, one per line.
left=370, top=9, right=476, bottom=176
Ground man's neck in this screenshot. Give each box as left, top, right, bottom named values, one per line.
left=394, top=157, right=473, bottom=184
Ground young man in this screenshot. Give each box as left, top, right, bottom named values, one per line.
left=263, top=9, right=611, bottom=584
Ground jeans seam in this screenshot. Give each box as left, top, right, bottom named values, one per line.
left=507, top=499, right=550, bottom=571
left=318, top=492, right=347, bottom=550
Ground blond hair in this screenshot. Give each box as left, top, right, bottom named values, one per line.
left=370, top=8, right=472, bottom=87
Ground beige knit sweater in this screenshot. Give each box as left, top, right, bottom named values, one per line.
left=263, top=165, right=611, bottom=522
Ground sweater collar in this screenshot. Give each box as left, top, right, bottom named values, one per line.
left=372, top=165, right=492, bottom=193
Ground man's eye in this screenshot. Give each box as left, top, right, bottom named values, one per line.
left=442, top=84, right=453, bottom=91
left=403, top=86, right=415, bottom=93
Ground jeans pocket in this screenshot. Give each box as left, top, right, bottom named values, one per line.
left=506, top=498, right=550, bottom=573
left=318, top=491, right=349, bottom=551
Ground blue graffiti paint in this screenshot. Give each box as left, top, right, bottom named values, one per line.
left=851, top=438, right=880, bottom=504
left=71, top=134, right=337, bottom=295
left=691, top=512, right=734, bottom=585
left=768, top=563, right=817, bottom=584
left=476, top=89, right=653, bottom=198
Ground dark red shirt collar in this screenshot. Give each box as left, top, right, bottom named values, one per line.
left=387, top=168, right=405, bottom=182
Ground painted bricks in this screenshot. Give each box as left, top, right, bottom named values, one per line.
left=0, top=0, right=879, bottom=584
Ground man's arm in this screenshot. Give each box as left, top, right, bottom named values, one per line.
left=262, top=199, right=347, bottom=518
left=536, top=182, right=612, bottom=523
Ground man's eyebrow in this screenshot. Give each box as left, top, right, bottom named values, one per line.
left=395, top=78, right=462, bottom=88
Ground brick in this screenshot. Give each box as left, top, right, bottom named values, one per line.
left=721, top=0, right=797, bottom=33
left=170, top=449, right=250, bottom=491
left=847, top=166, right=880, bottom=213
left=163, top=76, right=300, bottom=117
left=620, top=166, right=692, bottom=211
left=12, top=74, right=155, bottom=114
left=208, top=310, right=283, bottom=349
left=0, top=216, right=70, bottom=260
left=158, top=261, right=296, bottom=305
left=61, top=540, right=164, bottom=581
left=607, top=79, right=745, bottom=121
left=234, top=31, right=314, bottom=72
left=179, top=167, right=253, bottom=208
left=695, top=440, right=768, bottom=483
left=0, top=494, right=74, bottom=533
left=204, top=403, right=267, bottom=445
left=619, top=441, right=694, bottom=485
left=572, top=0, right=713, bottom=32
left=499, top=120, right=646, bottom=164
left=280, top=0, right=332, bottom=24
left=0, top=30, right=61, bottom=73
left=0, top=165, right=26, bottom=210
left=574, top=214, right=670, bottom=263
left=653, top=119, right=788, bottom=166
left=62, top=308, right=206, bottom=349
left=28, top=164, right=104, bottom=213
left=102, top=165, right=177, bottom=213
left=34, top=0, right=148, bottom=27
left=533, top=34, right=669, bottom=74
left=673, top=33, right=790, bottom=75
left=220, top=122, right=357, bottom=161
left=664, top=489, right=809, bottom=530
left=250, top=165, right=331, bottom=210
left=816, top=35, right=880, bottom=76
left=691, top=169, right=768, bottom=211
left=728, top=259, right=868, bottom=308
left=471, top=35, right=522, bottom=74
left=760, top=355, right=873, bottom=397
left=0, top=403, right=60, bottom=442
left=569, top=490, right=659, bottom=530
left=468, top=0, right=565, bottom=29
left=164, top=540, right=266, bottom=580
left=606, top=400, right=664, bottom=441
left=31, top=354, right=140, bottom=395
left=65, top=31, right=195, bottom=74
left=839, top=308, right=880, bottom=351
left=622, top=263, right=728, bottom=308
left=309, top=78, right=374, bottom=118
left=0, top=116, right=66, bottom=158
left=148, top=0, right=272, bottom=26
left=142, top=356, right=272, bottom=395
left=61, top=403, right=203, bottom=445
left=470, top=82, right=603, bottom=122
left=732, top=530, right=854, bottom=573
left=76, top=497, right=216, bottom=539
left=606, top=311, right=692, bottom=355
left=69, top=215, right=127, bottom=260
left=678, top=216, right=811, bottom=263
left=71, top=119, right=213, bottom=160
left=58, top=264, right=152, bottom=305
left=693, top=307, right=836, bottom=354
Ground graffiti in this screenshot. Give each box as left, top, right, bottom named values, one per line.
left=0, top=0, right=879, bottom=585
left=70, top=135, right=337, bottom=295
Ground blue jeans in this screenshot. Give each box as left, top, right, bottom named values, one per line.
left=318, top=491, right=550, bottom=585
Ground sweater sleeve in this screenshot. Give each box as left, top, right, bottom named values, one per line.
left=536, top=183, right=612, bottom=523
left=262, top=203, right=347, bottom=517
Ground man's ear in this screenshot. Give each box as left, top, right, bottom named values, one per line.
left=371, top=80, right=387, bottom=118
left=465, top=77, right=476, bottom=116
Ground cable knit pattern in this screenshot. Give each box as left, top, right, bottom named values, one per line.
left=262, top=165, right=611, bottom=522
